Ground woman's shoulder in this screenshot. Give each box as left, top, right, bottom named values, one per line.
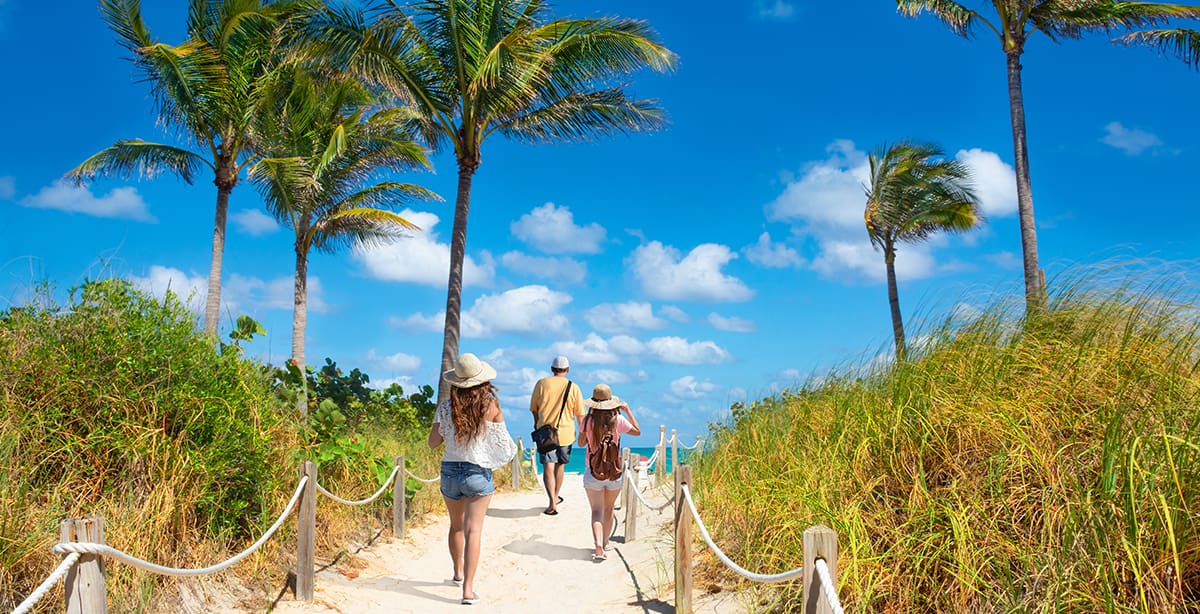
left=485, top=398, right=504, bottom=422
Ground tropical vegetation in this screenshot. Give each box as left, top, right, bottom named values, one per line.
left=692, top=264, right=1200, bottom=612
left=67, top=0, right=311, bottom=335
left=297, top=0, right=678, bottom=401
left=864, top=141, right=980, bottom=360
left=896, top=0, right=1200, bottom=316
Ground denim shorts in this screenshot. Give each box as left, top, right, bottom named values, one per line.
left=440, top=461, right=495, bottom=500
left=539, top=444, right=573, bottom=465
left=583, top=470, right=623, bottom=491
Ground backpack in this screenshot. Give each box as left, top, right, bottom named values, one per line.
left=588, top=414, right=623, bottom=481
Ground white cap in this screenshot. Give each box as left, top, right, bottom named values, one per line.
left=551, top=355, right=570, bottom=369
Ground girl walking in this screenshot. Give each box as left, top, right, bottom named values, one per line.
left=428, top=353, right=516, bottom=604
left=578, top=383, right=641, bottom=560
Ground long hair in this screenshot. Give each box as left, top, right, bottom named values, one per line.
left=588, top=407, right=619, bottom=447
left=450, top=382, right=497, bottom=444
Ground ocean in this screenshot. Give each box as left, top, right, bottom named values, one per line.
left=524, top=445, right=692, bottom=475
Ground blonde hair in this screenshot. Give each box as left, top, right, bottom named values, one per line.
left=450, top=382, right=497, bottom=444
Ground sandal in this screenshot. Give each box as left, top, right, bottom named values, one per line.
left=591, top=552, right=607, bottom=561
left=543, top=508, right=558, bottom=515
left=462, top=594, right=481, bottom=605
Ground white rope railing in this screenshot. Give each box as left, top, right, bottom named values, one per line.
left=672, top=434, right=702, bottom=450
left=641, top=450, right=659, bottom=472
left=814, top=558, right=846, bottom=614
left=52, top=476, right=309, bottom=577
left=316, top=467, right=400, bottom=506
left=404, top=468, right=440, bottom=484
left=10, top=553, right=81, bottom=614
left=679, top=484, right=805, bottom=583
left=626, top=471, right=674, bottom=511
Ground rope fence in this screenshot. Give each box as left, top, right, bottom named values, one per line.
left=10, top=554, right=80, bottom=614
left=316, top=467, right=400, bottom=506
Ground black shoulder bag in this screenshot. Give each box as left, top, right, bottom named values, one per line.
left=531, top=380, right=572, bottom=454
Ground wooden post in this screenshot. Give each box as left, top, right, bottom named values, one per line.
left=297, top=461, right=317, bottom=601
left=511, top=438, right=521, bottom=490
left=803, top=524, right=838, bottom=614
left=622, top=448, right=638, bottom=542
left=529, top=440, right=540, bottom=480
left=61, top=517, right=107, bottom=614
left=656, top=425, right=666, bottom=487
left=670, top=429, right=678, bottom=477
left=674, top=465, right=692, bottom=614
left=393, top=455, right=405, bottom=540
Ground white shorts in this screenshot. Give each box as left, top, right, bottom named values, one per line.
left=583, top=471, right=623, bottom=491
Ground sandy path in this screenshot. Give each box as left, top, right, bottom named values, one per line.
left=265, top=473, right=746, bottom=613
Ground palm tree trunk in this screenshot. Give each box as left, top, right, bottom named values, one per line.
left=1006, top=50, right=1046, bottom=315
left=438, top=161, right=478, bottom=403
left=293, top=240, right=309, bottom=416
left=204, top=184, right=231, bottom=335
left=885, top=247, right=906, bottom=361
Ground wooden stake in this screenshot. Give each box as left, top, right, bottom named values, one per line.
left=803, top=524, right=838, bottom=614
left=297, top=461, right=317, bottom=601
left=62, top=517, right=107, bottom=614
left=675, top=465, right=692, bottom=614
left=393, top=455, right=405, bottom=540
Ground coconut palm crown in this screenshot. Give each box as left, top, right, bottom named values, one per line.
left=67, top=0, right=313, bottom=335
left=299, top=0, right=677, bottom=401
left=248, top=67, right=438, bottom=414
left=897, top=0, right=1200, bottom=316
left=865, top=141, right=980, bottom=360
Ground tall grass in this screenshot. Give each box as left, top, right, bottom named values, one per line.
left=0, top=279, right=443, bottom=612
left=692, top=265, right=1200, bottom=612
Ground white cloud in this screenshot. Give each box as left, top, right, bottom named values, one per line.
left=742, top=232, right=803, bottom=268
left=587, top=368, right=649, bottom=385
left=365, top=349, right=421, bottom=373
left=546, top=333, right=628, bottom=365
left=708, top=313, right=755, bottom=333
left=500, top=251, right=586, bottom=285
left=659, top=305, right=689, bottom=323
left=585, top=301, right=667, bottom=334
left=366, top=375, right=416, bottom=391
left=20, top=181, right=156, bottom=222
left=225, top=273, right=330, bottom=314
left=396, top=285, right=572, bottom=339
left=984, top=251, right=1021, bottom=269
left=766, top=140, right=1004, bottom=284
left=354, top=209, right=495, bottom=287
left=129, top=266, right=207, bottom=309
left=511, top=202, right=606, bottom=254
left=628, top=241, right=753, bottom=302
left=757, top=0, right=795, bottom=19
left=231, top=208, right=279, bottom=236
left=0, top=176, right=14, bottom=200
left=645, top=336, right=731, bottom=365
left=955, top=148, right=1017, bottom=217
left=670, top=375, right=720, bottom=399
left=1101, top=121, right=1163, bottom=155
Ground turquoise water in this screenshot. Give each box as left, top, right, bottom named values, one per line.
left=526, top=445, right=691, bottom=474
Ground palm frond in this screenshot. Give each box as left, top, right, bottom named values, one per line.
left=865, top=140, right=981, bottom=251
left=493, top=88, right=666, bottom=143
left=310, top=206, right=421, bottom=253
left=1117, top=27, right=1200, bottom=67
left=896, top=0, right=981, bottom=38
left=66, top=140, right=210, bottom=185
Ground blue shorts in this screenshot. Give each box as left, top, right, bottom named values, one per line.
left=439, top=461, right=495, bottom=500
left=539, top=444, right=573, bottom=465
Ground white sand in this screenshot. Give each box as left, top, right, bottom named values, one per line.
left=262, top=473, right=748, bottom=613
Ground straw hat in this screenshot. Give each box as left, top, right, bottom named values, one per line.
left=442, top=353, right=497, bottom=388
left=584, top=383, right=622, bottom=410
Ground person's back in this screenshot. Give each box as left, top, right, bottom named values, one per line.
left=529, top=356, right=585, bottom=515
left=578, top=383, right=640, bottom=560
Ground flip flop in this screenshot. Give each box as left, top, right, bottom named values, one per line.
left=558, top=496, right=564, bottom=504
left=462, top=594, right=481, bottom=605
left=591, top=552, right=606, bottom=561
left=543, top=508, right=558, bottom=515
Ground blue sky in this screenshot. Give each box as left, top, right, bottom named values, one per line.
left=2, top=1, right=1198, bottom=446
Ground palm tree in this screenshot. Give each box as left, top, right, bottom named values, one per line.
left=249, top=68, right=438, bottom=415
left=300, top=0, right=677, bottom=401
left=1118, top=27, right=1200, bottom=66
left=897, top=0, right=1200, bottom=315
left=67, top=0, right=310, bottom=335
left=865, top=141, right=980, bottom=360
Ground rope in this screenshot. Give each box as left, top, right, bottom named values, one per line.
left=814, top=558, right=846, bottom=614
left=625, top=471, right=674, bottom=511
left=404, top=468, right=440, bottom=484
left=316, top=467, right=400, bottom=506
left=679, top=484, right=804, bottom=583
left=675, top=436, right=701, bottom=451
left=641, top=450, right=658, bottom=472
left=52, top=476, right=309, bottom=577
left=10, top=553, right=81, bottom=614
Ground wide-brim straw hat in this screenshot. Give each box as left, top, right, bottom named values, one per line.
left=584, top=383, right=622, bottom=410
left=442, top=353, right=497, bottom=388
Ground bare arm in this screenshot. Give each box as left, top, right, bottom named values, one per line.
left=428, top=422, right=443, bottom=449
left=620, top=403, right=641, bottom=437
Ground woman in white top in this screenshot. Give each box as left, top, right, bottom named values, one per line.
left=577, top=383, right=640, bottom=560
left=428, top=353, right=516, bottom=605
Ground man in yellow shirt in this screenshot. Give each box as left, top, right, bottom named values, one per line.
left=529, top=355, right=586, bottom=515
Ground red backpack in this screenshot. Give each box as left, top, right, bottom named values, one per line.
left=587, top=412, right=624, bottom=481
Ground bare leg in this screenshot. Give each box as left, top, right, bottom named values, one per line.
left=542, top=462, right=559, bottom=512
left=600, top=487, right=620, bottom=549
left=585, top=487, right=606, bottom=557
left=461, top=493, right=493, bottom=600
left=553, top=463, right=566, bottom=504
left=443, top=496, right=466, bottom=581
